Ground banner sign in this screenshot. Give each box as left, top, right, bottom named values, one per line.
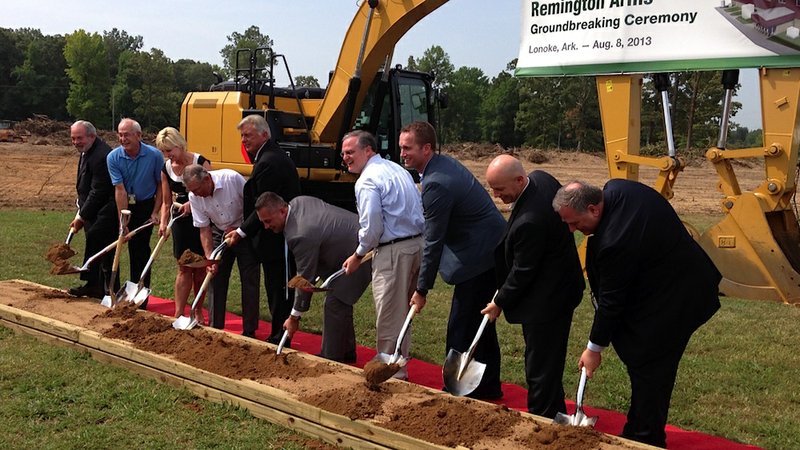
left=515, top=0, right=800, bottom=77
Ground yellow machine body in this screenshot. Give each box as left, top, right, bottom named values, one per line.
left=595, top=70, right=800, bottom=304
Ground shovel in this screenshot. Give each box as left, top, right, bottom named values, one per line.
left=118, top=207, right=188, bottom=306
left=172, top=239, right=229, bottom=330
left=100, top=210, right=132, bottom=308
left=363, top=306, right=416, bottom=385
left=55, top=220, right=156, bottom=275
left=276, top=250, right=375, bottom=353
left=554, top=367, right=598, bottom=427
left=289, top=250, right=375, bottom=293
left=442, top=292, right=497, bottom=396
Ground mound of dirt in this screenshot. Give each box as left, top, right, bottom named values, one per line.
left=0, top=280, right=631, bottom=450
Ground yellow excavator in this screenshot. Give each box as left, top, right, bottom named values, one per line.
left=180, top=0, right=800, bottom=304
left=179, top=0, right=449, bottom=208
left=596, top=70, right=800, bottom=304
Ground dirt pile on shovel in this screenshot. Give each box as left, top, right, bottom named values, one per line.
left=45, top=243, right=78, bottom=275
left=363, top=359, right=401, bottom=387
left=177, top=249, right=204, bottom=266
left=287, top=274, right=314, bottom=290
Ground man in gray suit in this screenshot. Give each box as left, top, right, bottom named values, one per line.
left=255, top=192, right=372, bottom=363
left=401, top=121, right=506, bottom=400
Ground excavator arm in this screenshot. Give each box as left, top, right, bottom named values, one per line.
left=310, top=0, right=449, bottom=145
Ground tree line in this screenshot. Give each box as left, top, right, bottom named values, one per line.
left=1, top=26, right=761, bottom=151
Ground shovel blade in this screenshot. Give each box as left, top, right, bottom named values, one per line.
left=553, top=409, right=598, bottom=427
left=131, top=287, right=151, bottom=306
left=442, top=348, right=486, bottom=397
left=172, top=315, right=197, bottom=330
left=116, top=281, right=138, bottom=304
left=100, top=295, right=113, bottom=308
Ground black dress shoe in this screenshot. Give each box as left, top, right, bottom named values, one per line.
left=465, top=386, right=504, bottom=401
left=68, top=284, right=105, bottom=299
left=242, top=331, right=256, bottom=338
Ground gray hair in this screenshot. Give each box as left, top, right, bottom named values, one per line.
left=552, top=180, right=603, bottom=213
left=118, top=118, right=142, bottom=133
left=71, top=120, right=97, bottom=136
left=255, top=192, right=287, bottom=212
left=182, top=164, right=209, bottom=186
left=342, top=129, right=377, bottom=154
left=237, top=114, right=271, bottom=136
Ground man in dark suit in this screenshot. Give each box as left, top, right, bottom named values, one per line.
left=553, top=179, right=721, bottom=448
left=481, top=154, right=584, bottom=418
left=255, top=193, right=372, bottom=362
left=68, top=120, right=118, bottom=299
left=401, top=121, right=505, bottom=400
left=226, top=114, right=301, bottom=341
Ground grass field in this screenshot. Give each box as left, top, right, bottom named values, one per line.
left=1, top=209, right=799, bottom=449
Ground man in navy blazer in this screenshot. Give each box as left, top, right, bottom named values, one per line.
left=402, top=121, right=505, bottom=400
left=553, top=179, right=720, bottom=447
left=482, top=155, right=584, bottom=418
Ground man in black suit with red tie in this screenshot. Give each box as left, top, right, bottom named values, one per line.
left=553, top=178, right=721, bottom=448
left=482, top=154, right=584, bottom=418
left=67, top=120, right=117, bottom=299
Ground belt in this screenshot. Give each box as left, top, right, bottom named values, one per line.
left=377, top=233, right=421, bottom=247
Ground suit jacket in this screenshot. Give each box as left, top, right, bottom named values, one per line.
left=418, top=154, right=505, bottom=288
left=241, top=139, right=301, bottom=262
left=77, top=137, right=116, bottom=224
left=494, top=171, right=584, bottom=325
left=586, top=179, right=721, bottom=364
left=284, top=196, right=371, bottom=312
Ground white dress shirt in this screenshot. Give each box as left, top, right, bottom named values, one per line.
left=354, top=154, right=424, bottom=256
left=189, top=169, right=246, bottom=231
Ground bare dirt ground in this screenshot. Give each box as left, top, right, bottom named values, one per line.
left=0, top=280, right=629, bottom=450
left=0, top=139, right=766, bottom=216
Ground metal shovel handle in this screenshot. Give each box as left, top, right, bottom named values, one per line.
left=389, top=306, right=416, bottom=364
left=576, top=366, right=588, bottom=410
left=459, top=314, right=490, bottom=378
left=320, top=250, right=375, bottom=289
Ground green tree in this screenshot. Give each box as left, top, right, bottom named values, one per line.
left=480, top=60, right=521, bottom=147
left=64, top=30, right=111, bottom=126
left=442, top=66, right=488, bottom=142
left=0, top=28, right=45, bottom=119
left=174, top=59, right=219, bottom=92
left=220, top=25, right=273, bottom=79
left=103, top=28, right=143, bottom=82
left=293, top=75, right=320, bottom=88
left=12, top=34, right=68, bottom=119
left=126, top=49, right=182, bottom=130
left=406, top=45, right=453, bottom=90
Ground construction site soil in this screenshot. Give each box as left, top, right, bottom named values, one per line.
left=0, top=118, right=765, bottom=215
left=1, top=280, right=629, bottom=450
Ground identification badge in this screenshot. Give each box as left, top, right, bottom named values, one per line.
left=127, top=193, right=137, bottom=205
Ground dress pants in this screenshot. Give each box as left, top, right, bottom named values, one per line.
left=371, top=237, right=422, bottom=359
left=319, top=293, right=356, bottom=361
left=447, top=268, right=502, bottom=399
left=208, top=227, right=260, bottom=335
left=127, top=199, right=155, bottom=309
left=79, top=213, right=117, bottom=293
left=521, top=312, right=573, bottom=418
left=620, top=333, right=692, bottom=448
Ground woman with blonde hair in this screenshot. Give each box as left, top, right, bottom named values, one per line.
left=155, top=127, right=211, bottom=321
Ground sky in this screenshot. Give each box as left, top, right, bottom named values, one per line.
left=2, top=0, right=762, bottom=130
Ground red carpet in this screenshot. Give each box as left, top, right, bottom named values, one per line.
left=148, top=296, right=759, bottom=450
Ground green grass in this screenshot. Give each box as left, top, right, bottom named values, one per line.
left=2, top=209, right=800, bottom=449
